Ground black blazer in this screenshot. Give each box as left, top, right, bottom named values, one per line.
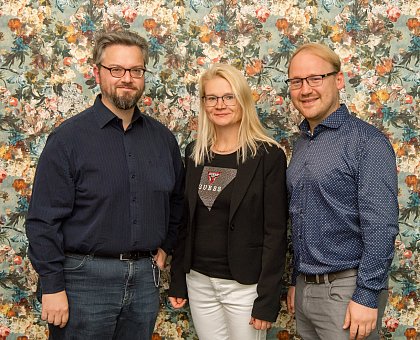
left=169, top=141, right=288, bottom=322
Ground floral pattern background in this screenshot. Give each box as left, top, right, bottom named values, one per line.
left=0, top=0, right=418, bottom=339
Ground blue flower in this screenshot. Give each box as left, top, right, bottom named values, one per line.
left=11, top=37, right=28, bottom=53
left=81, top=15, right=95, bottom=33
left=346, top=16, right=362, bottom=32
left=215, top=16, right=228, bottom=33
left=279, top=37, right=294, bottom=53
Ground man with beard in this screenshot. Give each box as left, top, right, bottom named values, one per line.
left=26, top=31, right=184, bottom=339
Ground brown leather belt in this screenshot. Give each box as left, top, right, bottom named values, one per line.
left=304, top=268, right=357, bottom=284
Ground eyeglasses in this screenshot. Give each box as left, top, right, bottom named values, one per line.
left=202, top=94, right=236, bottom=107
left=285, top=72, right=338, bottom=90
left=98, top=64, right=147, bottom=79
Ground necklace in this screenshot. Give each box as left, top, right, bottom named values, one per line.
left=211, top=144, right=239, bottom=154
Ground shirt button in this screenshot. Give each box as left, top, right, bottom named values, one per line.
left=133, top=220, right=137, bottom=224
left=128, top=153, right=132, bottom=157
left=300, top=184, right=304, bottom=190
left=300, top=208, right=303, bottom=214
left=132, top=197, right=136, bottom=202
left=230, top=224, right=235, bottom=231
left=131, top=174, right=136, bottom=179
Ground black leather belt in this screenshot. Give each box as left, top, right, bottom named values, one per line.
left=66, top=250, right=157, bottom=261
left=117, top=250, right=157, bottom=261
left=304, top=269, right=357, bottom=284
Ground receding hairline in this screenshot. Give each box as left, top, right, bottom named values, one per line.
left=288, top=43, right=341, bottom=74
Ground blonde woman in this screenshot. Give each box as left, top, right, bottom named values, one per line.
left=169, top=63, right=288, bottom=340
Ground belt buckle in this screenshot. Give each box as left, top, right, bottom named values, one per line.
left=119, top=253, right=133, bottom=261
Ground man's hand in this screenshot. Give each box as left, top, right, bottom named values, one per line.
left=154, top=248, right=167, bottom=269
left=287, top=286, right=295, bottom=314
left=343, top=300, right=377, bottom=340
left=249, top=317, right=272, bottom=330
left=41, top=290, right=69, bottom=328
left=168, top=296, right=187, bottom=309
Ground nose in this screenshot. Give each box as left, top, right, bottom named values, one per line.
left=215, top=97, right=226, bottom=109
left=121, top=70, right=133, bottom=82
left=300, top=79, right=313, bottom=94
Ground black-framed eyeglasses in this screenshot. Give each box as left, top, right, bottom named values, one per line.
left=202, top=94, right=236, bottom=107
left=285, top=72, right=338, bottom=90
left=98, top=64, right=147, bottom=79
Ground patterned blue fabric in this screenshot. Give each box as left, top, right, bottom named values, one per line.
left=287, top=104, right=399, bottom=308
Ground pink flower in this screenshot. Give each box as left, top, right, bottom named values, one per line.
left=0, top=169, right=6, bottom=183
left=197, top=56, right=206, bottom=66
left=0, top=326, right=11, bottom=337
left=143, top=96, right=153, bottom=106
left=9, top=97, right=18, bottom=107
left=386, top=7, right=401, bottom=22
left=384, top=317, right=399, bottom=332
left=122, top=8, right=138, bottom=23
left=63, top=57, right=72, bottom=66
left=275, top=96, right=284, bottom=105
left=255, top=7, right=270, bottom=23
left=403, top=250, right=413, bottom=259
left=405, top=95, right=413, bottom=104
left=13, top=255, right=23, bottom=265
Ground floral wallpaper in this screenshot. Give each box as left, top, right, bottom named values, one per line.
left=0, top=0, right=418, bottom=339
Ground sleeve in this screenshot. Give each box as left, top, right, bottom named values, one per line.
left=168, top=143, right=192, bottom=299
left=251, top=145, right=288, bottom=321
left=352, top=135, right=399, bottom=308
left=161, top=134, right=185, bottom=255
left=25, top=132, right=75, bottom=294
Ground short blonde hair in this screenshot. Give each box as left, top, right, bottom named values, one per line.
left=193, top=63, right=278, bottom=165
left=288, top=43, right=341, bottom=75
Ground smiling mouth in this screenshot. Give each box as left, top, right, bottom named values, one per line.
left=301, top=98, right=318, bottom=104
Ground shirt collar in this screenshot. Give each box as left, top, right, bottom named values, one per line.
left=92, top=95, right=142, bottom=129
left=299, top=104, right=350, bottom=136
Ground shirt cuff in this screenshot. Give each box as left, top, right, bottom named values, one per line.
left=352, top=286, right=380, bottom=309
left=40, top=272, right=66, bottom=294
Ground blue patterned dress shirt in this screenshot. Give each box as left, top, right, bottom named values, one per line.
left=287, top=104, right=399, bottom=308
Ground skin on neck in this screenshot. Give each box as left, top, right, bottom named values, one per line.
left=213, top=123, right=241, bottom=152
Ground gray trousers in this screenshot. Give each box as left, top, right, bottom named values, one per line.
left=295, top=274, right=388, bottom=340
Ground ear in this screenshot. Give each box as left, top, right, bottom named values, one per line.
left=336, top=71, right=345, bottom=90
left=93, top=65, right=100, bottom=84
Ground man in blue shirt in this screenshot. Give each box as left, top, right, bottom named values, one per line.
left=25, top=31, right=184, bottom=339
left=286, top=43, right=398, bottom=340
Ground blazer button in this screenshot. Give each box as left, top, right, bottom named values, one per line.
left=230, top=224, right=234, bottom=230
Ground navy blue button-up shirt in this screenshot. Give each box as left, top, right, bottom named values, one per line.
left=26, top=95, right=184, bottom=294
left=287, top=104, right=398, bottom=308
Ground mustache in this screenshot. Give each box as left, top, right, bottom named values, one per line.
left=117, top=85, right=137, bottom=89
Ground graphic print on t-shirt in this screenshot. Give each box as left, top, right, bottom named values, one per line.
left=198, top=166, right=237, bottom=211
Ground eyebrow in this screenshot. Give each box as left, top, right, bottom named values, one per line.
left=204, top=92, right=234, bottom=96
left=105, top=64, right=146, bottom=69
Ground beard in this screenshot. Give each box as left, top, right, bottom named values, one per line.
left=101, top=83, right=144, bottom=110
left=110, top=88, right=143, bottom=110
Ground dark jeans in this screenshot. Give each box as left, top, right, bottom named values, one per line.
left=49, top=254, right=159, bottom=340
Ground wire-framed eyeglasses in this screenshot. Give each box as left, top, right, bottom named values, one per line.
left=202, top=94, right=236, bottom=107
left=285, top=72, right=338, bottom=90
left=98, top=64, right=147, bottom=79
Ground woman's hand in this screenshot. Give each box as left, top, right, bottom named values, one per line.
left=168, top=296, right=188, bottom=309
left=249, top=317, right=272, bottom=330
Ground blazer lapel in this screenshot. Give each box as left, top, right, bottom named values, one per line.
left=187, top=159, right=203, bottom=225
left=229, top=152, right=262, bottom=222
